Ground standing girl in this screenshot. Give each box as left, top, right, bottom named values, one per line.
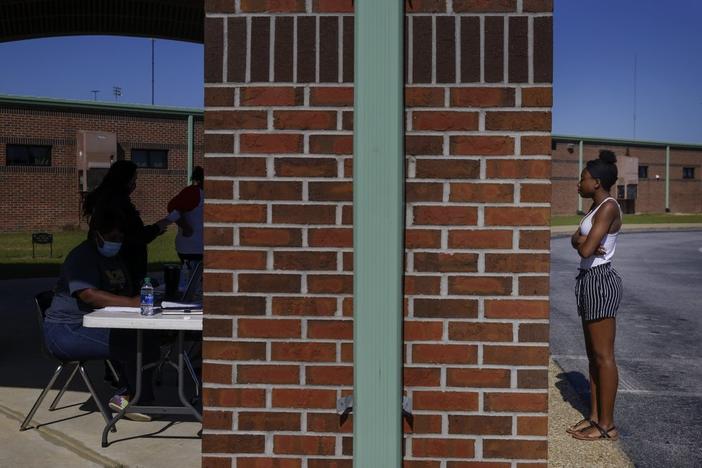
left=566, top=149, right=623, bottom=441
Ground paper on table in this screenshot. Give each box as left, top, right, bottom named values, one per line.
left=95, top=306, right=141, bottom=313
left=161, top=301, right=202, bottom=309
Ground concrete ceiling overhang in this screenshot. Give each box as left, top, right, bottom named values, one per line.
left=0, top=0, right=203, bottom=43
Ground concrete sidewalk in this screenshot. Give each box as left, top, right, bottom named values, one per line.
left=548, top=359, right=633, bottom=467
left=0, top=388, right=201, bottom=468
left=0, top=385, right=201, bottom=467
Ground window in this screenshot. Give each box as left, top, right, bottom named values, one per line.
left=626, top=184, right=637, bottom=200
left=638, top=165, right=648, bottom=179
left=6, top=144, right=51, bottom=166
left=683, top=167, right=695, bottom=179
left=131, top=149, right=168, bottom=168
left=617, top=185, right=625, bottom=199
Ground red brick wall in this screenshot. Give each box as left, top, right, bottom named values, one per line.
left=203, top=1, right=552, bottom=466
left=551, top=141, right=702, bottom=214
left=0, top=106, right=204, bottom=232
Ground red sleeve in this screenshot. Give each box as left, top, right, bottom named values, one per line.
left=167, top=185, right=201, bottom=213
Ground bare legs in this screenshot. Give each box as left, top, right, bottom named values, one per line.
left=575, top=317, right=619, bottom=438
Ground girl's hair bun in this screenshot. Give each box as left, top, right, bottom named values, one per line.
left=599, top=149, right=617, bottom=164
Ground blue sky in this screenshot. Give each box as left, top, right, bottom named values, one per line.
left=554, top=0, right=702, bottom=144
left=0, top=36, right=203, bottom=108
left=0, top=0, right=700, bottom=143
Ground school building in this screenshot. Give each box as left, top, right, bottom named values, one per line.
left=0, top=94, right=204, bottom=232
left=552, top=135, right=702, bottom=215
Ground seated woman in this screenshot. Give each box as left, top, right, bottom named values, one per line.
left=43, top=201, right=159, bottom=421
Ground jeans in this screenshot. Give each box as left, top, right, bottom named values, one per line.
left=43, top=322, right=160, bottom=401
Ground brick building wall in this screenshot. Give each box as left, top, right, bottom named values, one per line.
left=0, top=103, right=204, bottom=232
left=202, top=0, right=552, bottom=466
left=552, top=139, right=702, bottom=215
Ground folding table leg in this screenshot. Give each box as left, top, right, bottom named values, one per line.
left=78, top=364, right=115, bottom=431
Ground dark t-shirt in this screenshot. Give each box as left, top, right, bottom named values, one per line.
left=45, top=240, right=133, bottom=324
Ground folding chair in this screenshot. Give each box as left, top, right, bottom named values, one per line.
left=20, top=291, right=118, bottom=431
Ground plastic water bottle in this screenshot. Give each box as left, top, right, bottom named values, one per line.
left=140, top=277, right=155, bottom=316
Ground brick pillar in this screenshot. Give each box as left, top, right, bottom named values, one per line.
left=202, top=0, right=553, bottom=466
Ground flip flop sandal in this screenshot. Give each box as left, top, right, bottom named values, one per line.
left=572, top=421, right=619, bottom=441
left=565, top=418, right=594, bottom=434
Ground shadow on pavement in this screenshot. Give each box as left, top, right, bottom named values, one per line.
left=555, top=371, right=590, bottom=417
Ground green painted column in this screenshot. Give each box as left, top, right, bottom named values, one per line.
left=187, top=114, right=194, bottom=183
left=577, top=140, right=584, bottom=214
left=665, top=145, right=670, bottom=212
left=353, top=1, right=404, bottom=467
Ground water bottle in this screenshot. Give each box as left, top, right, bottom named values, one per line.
left=140, top=277, right=155, bottom=316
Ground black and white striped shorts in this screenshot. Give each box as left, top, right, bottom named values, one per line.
left=574, top=263, right=623, bottom=321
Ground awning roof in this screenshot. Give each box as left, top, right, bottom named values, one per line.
left=0, top=0, right=203, bottom=43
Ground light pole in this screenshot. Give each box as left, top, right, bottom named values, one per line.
left=151, top=39, right=155, bottom=105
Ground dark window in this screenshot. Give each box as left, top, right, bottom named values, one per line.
left=6, top=144, right=51, bottom=166
left=131, top=149, right=168, bottom=168
left=617, top=185, right=625, bottom=199
left=638, top=165, right=648, bottom=179
left=626, top=184, right=637, bottom=200
left=683, top=167, right=695, bottom=179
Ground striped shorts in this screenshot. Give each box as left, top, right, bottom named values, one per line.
left=574, top=263, right=623, bottom=321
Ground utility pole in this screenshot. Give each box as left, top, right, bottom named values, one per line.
left=633, top=53, right=637, bottom=141
left=113, top=86, right=122, bottom=102
left=151, top=39, right=155, bottom=105
left=90, top=90, right=100, bottom=101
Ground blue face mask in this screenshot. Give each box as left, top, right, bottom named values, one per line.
left=97, top=233, right=122, bottom=257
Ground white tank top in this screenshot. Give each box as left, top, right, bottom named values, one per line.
left=578, top=197, right=622, bottom=269
left=168, top=188, right=204, bottom=255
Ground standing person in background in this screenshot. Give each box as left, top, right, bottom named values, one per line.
left=566, top=150, right=623, bottom=441
left=82, top=160, right=170, bottom=287
left=164, top=166, right=204, bottom=264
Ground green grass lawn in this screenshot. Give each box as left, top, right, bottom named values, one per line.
left=551, top=213, right=702, bottom=226
left=0, top=229, right=179, bottom=280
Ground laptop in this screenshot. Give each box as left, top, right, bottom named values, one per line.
left=160, top=260, right=203, bottom=315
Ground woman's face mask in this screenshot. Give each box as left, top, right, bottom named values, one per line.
left=97, top=232, right=123, bottom=257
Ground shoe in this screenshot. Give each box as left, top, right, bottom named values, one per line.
left=571, top=421, right=619, bottom=441
left=566, top=418, right=594, bottom=434
left=108, top=395, right=151, bottom=422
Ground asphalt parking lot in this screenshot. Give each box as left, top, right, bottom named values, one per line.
left=550, top=230, right=702, bottom=468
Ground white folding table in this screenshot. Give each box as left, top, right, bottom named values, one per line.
left=83, top=309, right=203, bottom=447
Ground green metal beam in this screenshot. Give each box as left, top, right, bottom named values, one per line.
left=665, top=145, right=670, bottom=212
left=187, top=114, right=194, bottom=183
left=353, top=1, right=404, bottom=467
